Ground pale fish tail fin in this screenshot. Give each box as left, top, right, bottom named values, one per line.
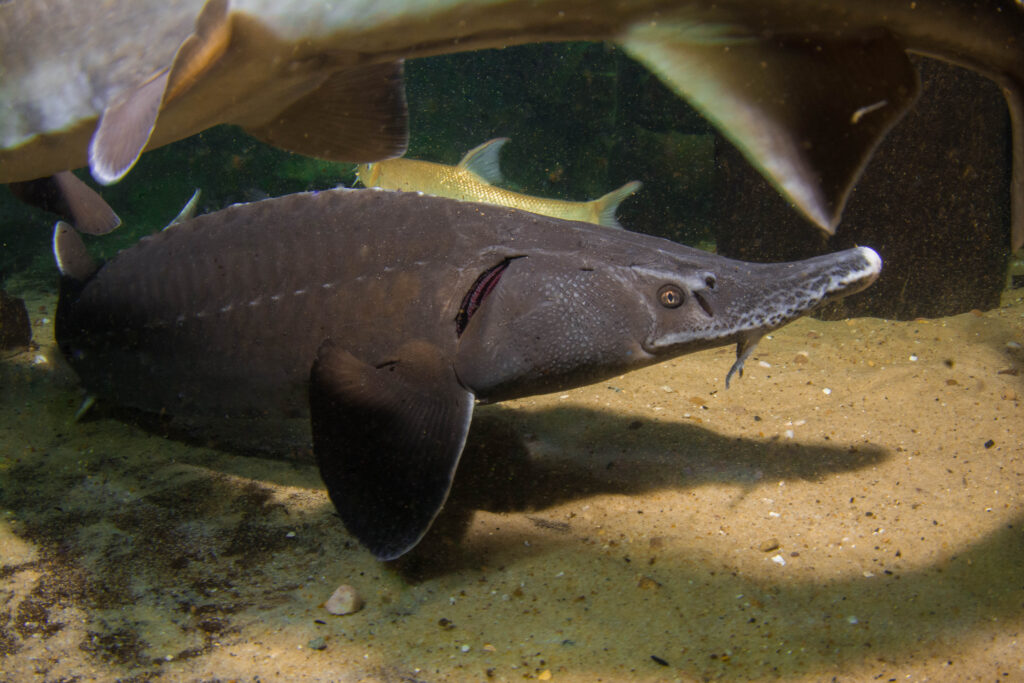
left=458, top=138, right=509, bottom=184
left=592, top=180, right=642, bottom=229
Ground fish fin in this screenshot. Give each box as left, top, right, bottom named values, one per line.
left=309, top=339, right=474, bottom=560
left=9, top=171, right=121, bottom=234
left=245, top=61, right=408, bottom=163
left=458, top=138, right=509, bottom=185
left=163, top=0, right=231, bottom=103
left=89, top=70, right=169, bottom=185
left=725, top=332, right=763, bottom=389
left=73, top=395, right=98, bottom=422
left=1000, top=76, right=1024, bottom=251
left=592, top=180, right=642, bottom=229
left=53, top=221, right=98, bottom=281
left=88, top=0, right=230, bottom=185
left=621, top=22, right=918, bottom=234
left=164, top=189, right=202, bottom=230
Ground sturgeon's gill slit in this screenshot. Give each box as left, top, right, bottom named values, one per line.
left=456, top=257, right=516, bottom=336
left=694, top=291, right=714, bottom=317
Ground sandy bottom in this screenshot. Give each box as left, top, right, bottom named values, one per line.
left=1, top=287, right=1022, bottom=682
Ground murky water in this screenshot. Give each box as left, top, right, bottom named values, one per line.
left=2, top=41, right=1023, bottom=683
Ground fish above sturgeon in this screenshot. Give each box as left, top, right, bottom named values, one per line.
left=2, top=0, right=1022, bottom=247
left=357, top=138, right=642, bottom=228
left=55, top=189, right=880, bottom=559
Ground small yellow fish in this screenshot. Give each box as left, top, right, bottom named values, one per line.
left=356, top=138, right=641, bottom=229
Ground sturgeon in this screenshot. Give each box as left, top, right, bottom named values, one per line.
left=54, top=189, right=879, bottom=559
left=2, top=0, right=1022, bottom=247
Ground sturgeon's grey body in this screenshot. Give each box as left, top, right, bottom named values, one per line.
left=56, top=188, right=880, bottom=559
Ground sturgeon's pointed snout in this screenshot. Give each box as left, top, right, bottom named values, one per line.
left=758, top=246, right=882, bottom=325
left=643, top=245, right=881, bottom=386
left=804, top=246, right=882, bottom=299
left=723, top=245, right=881, bottom=385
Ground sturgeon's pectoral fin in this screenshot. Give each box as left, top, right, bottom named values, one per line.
left=89, top=0, right=231, bottom=186
left=309, top=339, right=474, bottom=560
left=9, top=171, right=120, bottom=234
left=622, top=22, right=918, bottom=233
left=163, top=0, right=231, bottom=102
left=458, top=138, right=509, bottom=185
left=89, top=70, right=170, bottom=185
left=245, top=61, right=409, bottom=163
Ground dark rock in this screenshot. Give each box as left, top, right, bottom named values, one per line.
left=712, top=57, right=1011, bottom=320
left=0, top=290, right=31, bottom=349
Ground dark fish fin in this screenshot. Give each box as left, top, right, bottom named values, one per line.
left=622, top=23, right=918, bottom=234
left=89, top=70, right=169, bottom=185
left=88, top=0, right=230, bottom=185
left=53, top=221, right=98, bottom=281
left=9, top=171, right=120, bottom=234
left=458, top=138, right=509, bottom=185
left=309, top=339, right=474, bottom=560
left=1000, top=75, right=1024, bottom=251
left=245, top=61, right=408, bottom=163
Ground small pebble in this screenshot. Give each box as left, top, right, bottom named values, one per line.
left=307, top=637, right=327, bottom=650
left=325, top=584, right=364, bottom=615
left=822, top=387, right=832, bottom=395
left=759, top=538, right=780, bottom=552
left=771, top=554, right=786, bottom=566
left=637, top=576, right=661, bottom=590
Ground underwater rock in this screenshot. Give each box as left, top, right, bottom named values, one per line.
left=324, top=584, right=364, bottom=616
left=0, top=290, right=31, bottom=349
left=713, top=58, right=1010, bottom=320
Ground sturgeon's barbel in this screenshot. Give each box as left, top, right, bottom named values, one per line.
left=2, top=0, right=1022, bottom=247
left=55, top=188, right=881, bottom=559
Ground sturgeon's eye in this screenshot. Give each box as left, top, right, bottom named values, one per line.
left=658, top=284, right=684, bottom=308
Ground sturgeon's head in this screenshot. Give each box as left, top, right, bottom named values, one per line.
left=454, top=243, right=880, bottom=401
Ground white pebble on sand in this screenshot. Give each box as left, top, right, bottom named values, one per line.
left=325, top=584, right=364, bottom=615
